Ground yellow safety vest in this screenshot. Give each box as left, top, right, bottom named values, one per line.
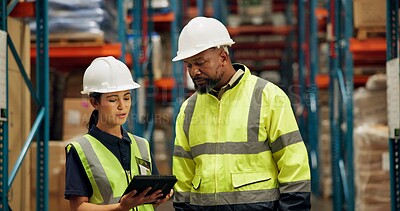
left=173, top=64, right=311, bottom=206
left=67, top=133, right=154, bottom=211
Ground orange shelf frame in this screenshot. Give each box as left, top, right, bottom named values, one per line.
left=31, top=43, right=122, bottom=59
left=152, top=12, right=175, bottom=22
left=316, top=74, right=370, bottom=89
left=232, top=41, right=287, bottom=49
left=349, top=38, right=386, bottom=53
left=227, top=25, right=293, bottom=36
left=350, top=38, right=386, bottom=66
left=30, top=43, right=123, bottom=71
left=9, top=2, right=35, bottom=18
left=127, top=12, right=175, bottom=23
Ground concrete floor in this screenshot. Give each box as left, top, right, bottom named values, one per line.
left=156, top=195, right=333, bottom=210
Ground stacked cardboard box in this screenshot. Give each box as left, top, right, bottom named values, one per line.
left=30, top=141, right=69, bottom=211
left=354, top=125, right=390, bottom=210
left=7, top=17, right=31, bottom=210
left=354, top=74, right=387, bottom=127
left=63, top=97, right=92, bottom=140
left=353, top=0, right=386, bottom=28
left=353, top=74, right=390, bottom=210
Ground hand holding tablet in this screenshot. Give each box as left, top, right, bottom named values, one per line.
left=121, top=175, right=177, bottom=203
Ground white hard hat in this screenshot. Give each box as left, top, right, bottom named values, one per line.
left=172, top=16, right=235, bottom=61
left=81, top=56, right=140, bottom=95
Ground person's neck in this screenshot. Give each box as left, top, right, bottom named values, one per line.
left=216, top=66, right=236, bottom=89
left=97, top=124, right=122, bottom=138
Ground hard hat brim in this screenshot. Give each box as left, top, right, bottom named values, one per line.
left=172, top=41, right=235, bottom=62
left=81, top=82, right=140, bottom=95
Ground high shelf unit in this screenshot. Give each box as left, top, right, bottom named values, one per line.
left=125, top=0, right=157, bottom=141
left=170, top=0, right=184, bottom=150
left=226, top=1, right=295, bottom=91
left=386, top=1, right=400, bottom=210
left=7, top=0, right=178, bottom=209
left=296, top=0, right=321, bottom=196
left=1, top=1, right=49, bottom=211
left=30, top=0, right=177, bottom=147
left=327, top=0, right=355, bottom=210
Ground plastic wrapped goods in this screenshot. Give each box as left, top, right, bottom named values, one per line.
left=354, top=124, right=390, bottom=211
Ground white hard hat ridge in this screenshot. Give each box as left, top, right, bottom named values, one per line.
left=172, top=16, right=235, bottom=61
left=81, top=56, right=140, bottom=95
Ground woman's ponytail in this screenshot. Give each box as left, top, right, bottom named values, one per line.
left=87, top=92, right=101, bottom=132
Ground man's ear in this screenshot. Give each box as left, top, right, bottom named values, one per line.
left=220, top=50, right=228, bottom=65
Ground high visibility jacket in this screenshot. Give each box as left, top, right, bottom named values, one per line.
left=173, top=64, right=311, bottom=210
left=67, top=133, right=154, bottom=211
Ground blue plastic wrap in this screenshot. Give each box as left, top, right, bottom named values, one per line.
left=48, top=0, right=102, bottom=10
left=30, top=0, right=118, bottom=43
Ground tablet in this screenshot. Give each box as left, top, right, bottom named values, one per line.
left=122, top=175, right=177, bottom=200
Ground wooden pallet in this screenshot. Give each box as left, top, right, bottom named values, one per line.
left=356, top=27, right=386, bottom=40
left=31, top=32, right=105, bottom=47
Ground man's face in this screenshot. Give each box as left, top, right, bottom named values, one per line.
left=183, top=48, right=225, bottom=94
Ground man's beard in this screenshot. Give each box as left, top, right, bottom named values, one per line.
left=193, top=78, right=220, bottom=94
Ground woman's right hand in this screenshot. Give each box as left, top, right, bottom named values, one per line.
left=119, top=187, right=163, bottom=211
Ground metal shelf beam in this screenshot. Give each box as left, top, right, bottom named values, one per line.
left=386, top=1, right=400, bottom=210
left=296, top=0, right=320, bottom=196
left=308, top=0, right=320, bottom=196
left=0, top=1, right=49, bottom=210
left=327, top=0, right=354, bottom=210
left=170, top=0, right=184, bottom=148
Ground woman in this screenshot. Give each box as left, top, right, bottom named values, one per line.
left=64, top=56, right=172, bottom=211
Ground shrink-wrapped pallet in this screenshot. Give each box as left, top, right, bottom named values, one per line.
left=354, top=124, right=390, bottom=211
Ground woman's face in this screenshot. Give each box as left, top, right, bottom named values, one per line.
left=94, top=90, right=132, bottom=128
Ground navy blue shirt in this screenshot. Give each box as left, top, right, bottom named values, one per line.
left=64, top=126, right=159, bottom=199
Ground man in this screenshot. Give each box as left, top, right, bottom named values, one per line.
left=172, top=17, right=311, bottom=211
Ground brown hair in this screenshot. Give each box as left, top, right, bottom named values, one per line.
left=87, top=92, right=102, bottom=132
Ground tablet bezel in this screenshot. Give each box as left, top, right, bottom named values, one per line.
left=121, top=175, right=177, bottom=201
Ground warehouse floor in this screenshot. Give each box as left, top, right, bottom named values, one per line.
left=156, top=195, right=333, bottom=210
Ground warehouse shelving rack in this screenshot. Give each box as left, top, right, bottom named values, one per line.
left=1, top=1, right=49, bottom=210
left=170, top=0, right=184, bottom=147
left=327, top=0, right=355, bottom=210
left=297, top=0, right=321, bottom=196
left=30, top=0, right=176, bottom=150
left=124, top=0, right=156, bottom=141
left=225, top=1, right=295, bottom=89
left=386, top=1, right=400, bottom=210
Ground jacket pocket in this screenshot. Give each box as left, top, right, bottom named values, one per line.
left=231, top=171, right=271, bottom=189
left=191, top=175, right=201, bottom=190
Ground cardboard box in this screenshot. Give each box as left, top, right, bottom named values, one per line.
left=353, top=0, right=386, bottom=28
left=7, top=17, right=31, bottom=211
left=30, top=141, right=69, bottom=211
left=63, top=97, right=92, bottom=140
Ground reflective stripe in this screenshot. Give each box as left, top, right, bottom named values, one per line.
left=76, top=136, right=118, bottom=204
left=68, top=141, right=103, bottom=204
left=74, top=134, right=152, bottom=206
left=248, top=78, right=268, bottom=142
left=175, top=78, right=270, bottom=159
left=183, top=94, right=198, bottom=139
left=173, top=191, right=190, bottom=203
left=270, top=130, right=303, bottom=153
left=173, top=145, right=193, bottom=159
left=280, top=180, right=311, bottom=193
left=175, top=189, right=280, bottom=206
left=131, top=134, right=150, bottom=161
left=188, top=141, right=270, bottom=158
